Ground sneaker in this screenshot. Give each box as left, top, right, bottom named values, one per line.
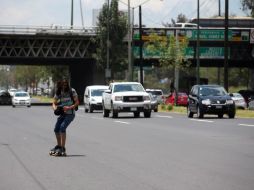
left=49, top=145, right=61, bottom=156
left=61, top=147, right=66, bottom=156
left=53, top=146, right=66, bottom=157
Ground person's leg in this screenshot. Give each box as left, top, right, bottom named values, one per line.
left=60, top=133, right=66, bottom=148
left=54, top=116, right=65, bottom=146
left=59, top=114, right=75, bottom=154
left=55, top=133, right=61, bottom=146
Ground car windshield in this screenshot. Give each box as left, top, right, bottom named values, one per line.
left=15, top=92, right=29, bottom=97
left=149, top=91, right=162, bottom=96
left=91, top=89, right=105, bottom=96
left=114, top=84, right=144, bottom=93
left=199, top=86, right=227, bottom=96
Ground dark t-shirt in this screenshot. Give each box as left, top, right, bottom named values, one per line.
left=54, top=88, right=77, bottom=115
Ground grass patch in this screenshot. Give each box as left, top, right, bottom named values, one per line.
left=236, top=109, right=254, bottom=118
left=159, top=105, right=254, bottom=118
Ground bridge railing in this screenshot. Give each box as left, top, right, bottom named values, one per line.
left=0, top=25, right=97, bottom=36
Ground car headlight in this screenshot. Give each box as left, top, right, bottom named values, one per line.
left=91, top=98, right=96, bottom=102
left=202, top=99, right=211, bottom=105
left=115, top=96, right=123, bottom=101
left=143, top=95, right=150, bottom=101
left=226, top=99, right=234, bottom=104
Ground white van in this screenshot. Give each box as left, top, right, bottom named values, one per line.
left=84, top=85, right=108, bottom=113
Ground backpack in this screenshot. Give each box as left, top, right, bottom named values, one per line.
left=69, top=89, right=79, bottom=111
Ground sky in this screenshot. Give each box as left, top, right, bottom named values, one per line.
left=0, top=0, right=249, bottom=28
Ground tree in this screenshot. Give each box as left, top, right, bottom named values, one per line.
left=145, top=32, right=190, bottom=103
left=241, top=0, right=254, bottom=16
left=241, top=0, right=254, bottom=90
left=95, top=0, right=128, bottom=80
left=162, top=13, right=189, bottom=27
left=177, top=13, right=189, bottom=23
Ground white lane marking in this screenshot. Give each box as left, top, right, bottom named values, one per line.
left=190, top=119, right=214, bottom=123
left=156, top=115, right=173, bottom=119
left=114, top=121, right=130, bottom=125
left=91, top=117, right=103, bottom=120
left=239, top=123, right=254, bottom=127
left=76, top=113, right=103, bottom=120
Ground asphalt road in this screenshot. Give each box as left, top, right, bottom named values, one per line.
left=0, top=106, right=254, bottom=190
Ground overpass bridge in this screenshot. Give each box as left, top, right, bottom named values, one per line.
left=0, top=25, right=254, bottom=98
left=0, top=25, right=101, bottom=99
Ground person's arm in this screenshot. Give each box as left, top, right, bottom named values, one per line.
left=52, top=98, right=58, bottom=110
left=71, top=96, right=79, bottom=109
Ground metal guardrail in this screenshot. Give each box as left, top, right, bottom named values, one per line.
left=0, top=25, right=97, bottom=36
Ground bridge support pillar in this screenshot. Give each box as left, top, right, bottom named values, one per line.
left=69, top=60, right=105, bottom=103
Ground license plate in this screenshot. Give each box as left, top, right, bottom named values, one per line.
left=216, top=105, right=222, bottom=109
left=130, top=107, right=137, bottom=111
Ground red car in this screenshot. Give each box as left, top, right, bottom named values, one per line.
left=165, top=92, right=188, bottom=106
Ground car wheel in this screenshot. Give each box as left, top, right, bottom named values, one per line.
left=12, top=105, right=15, bottom=108
left=197, top=106, right=204, bottom=118
left=218, top=113, right=223, bottom=118
left=112, top=110, right=118, bottom=118
left=144, top=111, right=151, bottom=118
left=102, top=104, right=109, bottom=117
left=88, top=104, right=93, bottom=113
left=134, top=112, right=140, bottom=118
left=111, top=103, right=118, bottom=118
left=154, top=108, right=158, bottom=112
left=27, top=105, right=31, bottom=108
left=228, top=112, right=235, bottom=119
left=187, top=106, right=193, bottom=118
left=84, top=104, right=88, bottom=113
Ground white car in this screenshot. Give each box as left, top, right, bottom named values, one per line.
left=12, top=91, right=31, bottom=107
left=231, top=92, right=247, bottom=109
left=84, top=85, right=108, bottom=113
left=146, top=89, right=164, bottom=104
left=8, top=88, right=17, bottom=97
left=102, top=82, right=151, bottom=118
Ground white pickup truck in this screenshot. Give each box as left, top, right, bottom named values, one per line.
left=102, top=82, right=152, bottom=118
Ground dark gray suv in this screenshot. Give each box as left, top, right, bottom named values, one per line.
left=187, top=85, right=236, bottom=118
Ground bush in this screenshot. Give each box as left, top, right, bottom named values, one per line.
left=161, top=104, right=166, bottom=110
left=167, top=103, right=173, bottom=111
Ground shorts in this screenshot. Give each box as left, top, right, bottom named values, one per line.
left=54, top=114, right=75, bottom=133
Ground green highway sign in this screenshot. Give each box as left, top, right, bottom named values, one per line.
left=186, top=30, right=233, bottom=41
left=185, top=47, right=229, bottom=59
left=133, top=46, right=229, bottom=59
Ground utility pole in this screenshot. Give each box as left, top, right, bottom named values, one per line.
left=217, top=0, right=221, bottom=85
left=139, top=6, right=143, bottom=85
left=127, top=0, right=133, bottom=81
left=224, top=0, right=229, bottom=91
left=218, top=0, right=221, bottom=16
left=71, top=0, right=74, bottom=29
left=106, top=0, right=111, bottom=80
left=196, top=0, right=200, bottom=85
